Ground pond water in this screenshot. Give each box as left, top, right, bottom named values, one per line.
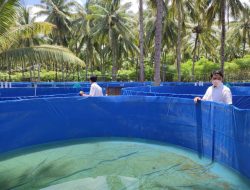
left=0, top=138, right=249, bottom=190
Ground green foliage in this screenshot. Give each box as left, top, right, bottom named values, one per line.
left=181, top=57, right=220, bottom=81
left=233, top=55, right=250, bottom=70
left=1, top=54, right=250, bottom=82
left=0, top=72, right=8, bottom=81
left=40, top=71, right=58, bottom=81
left=180, top=60, right=192, bottom=81
left=164, top=54, right=175, bottom=65
left=144, top=63, right=154, bottom=81
left=166, top=65, right=177, bottom=81
left=117, top=69, right=136, bottom=81
left=224, top=62, right=240, bottom=73
left=223, top=62, right=240, bottom=81
left=195, top=57, right=220, bottom=75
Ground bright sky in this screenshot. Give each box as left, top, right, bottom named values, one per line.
left=22, top=0, right=249, bottom=22
left=22, top=0, right=250, bottom=7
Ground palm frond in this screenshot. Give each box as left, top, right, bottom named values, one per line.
left=0, top=0, right=20, bottom=34
left=0, top=45, right=85, bottom=67
left=0, top=22, right=56, bottom=51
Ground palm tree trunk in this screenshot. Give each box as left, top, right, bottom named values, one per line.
left=77, top=65, right=80, bottom=81
left=22, top=62, right=25, bottom=80
left=101, top=47, right=105, bottom=76
left=242, top=38, right=246, bottom=57
left=136, top=57, right=139, bottom=81
left=29, top=67, right=32, bottom=82
left=220, top=0, right=226, bottom=74
left=162, top=51, right=167, bottom=81
left=110, top=29, right=117, bottom=81
left=176, top=9, right=182, bottom=82
left=85, top=57, right=89, bottom=81
left=154, top=0, right=163, bottom=86
left=37, top=64, right=40, bottom=82
left=55, top=62, right=58, bottom=81
left=90, top=61, right=93, bottom=75
left=31, top=62, right=35, bottom=81
left=192, top=34, right=199, bottom=81
left=66, top=63, right=69, bottom=81
left=61, top=62, right=64, bottom=82
left=8, top=61, right=11, bottom=81
left=139, top=0, right=145, bottom=82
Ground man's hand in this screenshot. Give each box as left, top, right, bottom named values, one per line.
left=79, top=91, right=84, bottom=96
left=194, top=97, right=201, bottom=103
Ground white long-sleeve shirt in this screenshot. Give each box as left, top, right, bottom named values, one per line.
left=89, top=82, right=103, bottom=96
left=202, top=84, right=232, bottom=104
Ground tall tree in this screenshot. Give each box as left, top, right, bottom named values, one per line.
left=70, top=2, right=97, bottom=80
left=187, top=0, right=217, bottom=81
left=36, top=0, right=78, bottom=47
left=88, top=0, right=137, bottom=80
left=139, top=0, right=145, bottom=82
left=227, top=4, right=250, bottom=57
left=0, top=0, right=84, bottom=81
left=207, top=0, right=244, bottom=74
left=171, top=0, right=194, bottom=81
left=154, top=0, right=163, bottom=85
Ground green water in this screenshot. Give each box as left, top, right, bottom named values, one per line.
left=0, top=138, right=249, bottom=190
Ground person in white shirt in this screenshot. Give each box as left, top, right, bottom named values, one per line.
left=194, top=70, right=232, bottom=104
left=80, top=76, right=103, bottom=97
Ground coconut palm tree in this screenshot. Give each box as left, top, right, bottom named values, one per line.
left=35, top=0, right=79, bottom=47
left=87, top=0, right=137, bottom=80
left=139, top=0, right=145, bottom=82
left=153, top=0, right=164, bottom=85
left=171, top=0, right=195, bottom=81
left=184, top=0, right=218, bottom=81
left=70, top=1, right=97, bottom=80
left=0, top=0, right=84, bottom=81
left=207, top=0, right=244, bottom=74
left=146, top=0, right=173, bottom=85
left=227, top=4, right=250, bottom=57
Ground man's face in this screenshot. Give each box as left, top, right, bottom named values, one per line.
left=211, top=74, right=223, bottom=81
left=211, top=74, right=223, bottom=87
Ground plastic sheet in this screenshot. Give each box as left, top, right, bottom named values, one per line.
left=0, top=87, right=101, bottom=98
left=122, top=86, right=250, bottom=109
left=0, top=96, right=250, bottom=180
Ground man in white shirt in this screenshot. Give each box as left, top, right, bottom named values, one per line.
left=80, top=76, right=103, bottom=96
left=194, top=70, right=232, bottom=104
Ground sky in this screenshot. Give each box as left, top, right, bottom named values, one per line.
left=22, top=0, right=250, bottom=7
left=23, top=0, right=249, bottom=22
left=22, top=0, right=137, bottom=11
left=22, top=0, right=138, bottom=22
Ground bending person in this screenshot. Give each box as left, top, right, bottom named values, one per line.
left=80, top=75, right=103, bottom=97
left=194, top=70, right=232, bottom=104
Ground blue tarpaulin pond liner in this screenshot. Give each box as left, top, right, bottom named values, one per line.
left=4, top=81, right=250, bottom=88
left=0, top=84, right=250, bottom=188
left=0, top=82, right=151, bottom=97
left=121, top=85, right=250, bottom=109
left=6, top=81, right=152, bottom=88
left=0, top=87, right=90, bottom=98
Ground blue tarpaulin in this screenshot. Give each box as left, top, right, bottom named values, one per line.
left=122, top=86, right=250, bottom=109
left=0, top=96, right=250, bottom=180
left=4, top=81, right=250, bottom=88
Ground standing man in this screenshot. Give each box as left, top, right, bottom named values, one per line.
left=194, top=70, right=232, bottom=104
left=80, top=76, right=103, bottom=96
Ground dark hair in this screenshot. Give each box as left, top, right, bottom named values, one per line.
left=210, top=70, right=223, bottom=78
left=89, top=75, right=97, bottom=82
